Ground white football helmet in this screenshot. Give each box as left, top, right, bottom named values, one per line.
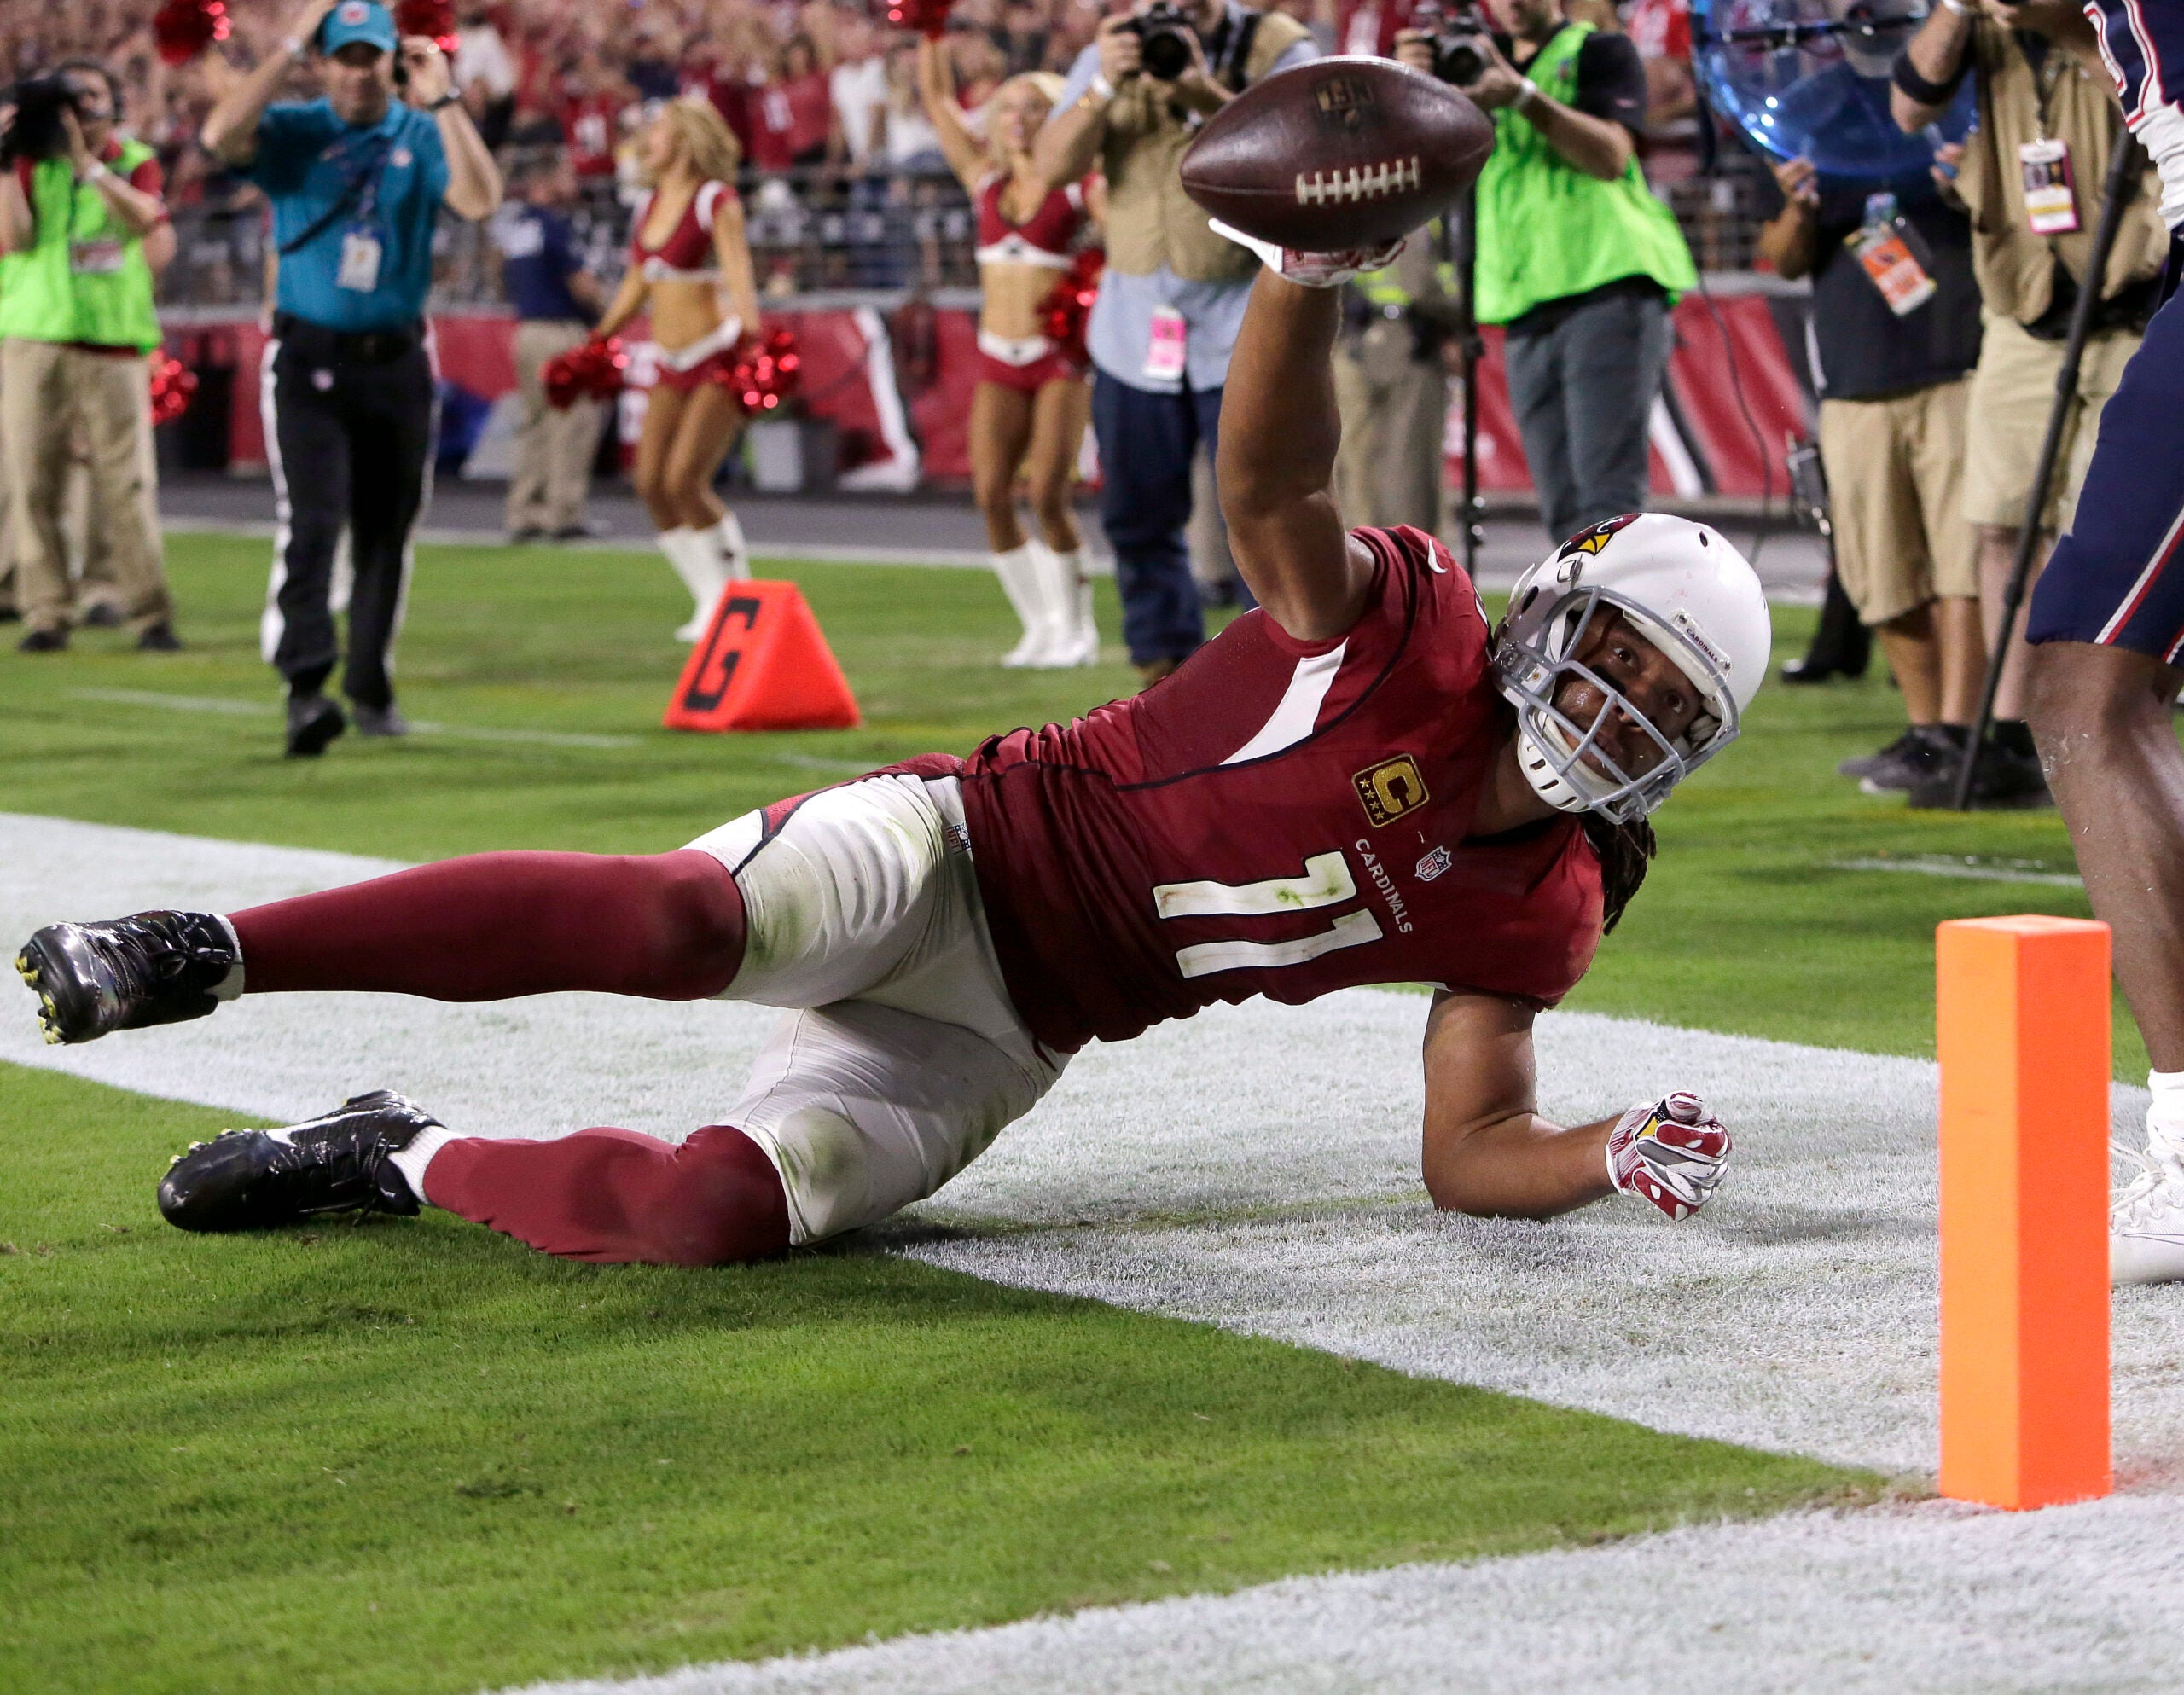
left=1492, top=514, right=1771, bottom=825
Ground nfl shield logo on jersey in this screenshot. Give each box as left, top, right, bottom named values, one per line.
left=1414, top=845, right=1452, bottom=882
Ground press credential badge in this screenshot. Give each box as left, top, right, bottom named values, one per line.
left=337, top=229, right=384, bottom=293
left=2019, top=137, right=2081, bottom=235
left=1850, top=193, right=1937, bottom=316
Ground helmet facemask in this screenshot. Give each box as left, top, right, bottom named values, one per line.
left=1493, top=588, right=1743, bottom=825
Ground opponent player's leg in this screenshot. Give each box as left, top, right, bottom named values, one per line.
left=15, top=849, right=747, bottom=1044
left=2020, top=283, right=2184, bottom=1280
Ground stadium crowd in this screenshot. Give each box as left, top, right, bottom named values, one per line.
left=0, top=0, right=1704, bottom=217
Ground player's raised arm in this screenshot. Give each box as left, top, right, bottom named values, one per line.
left=1420, top=990, right=1733, bottom=1222
left=1214, top=264, right=1381, bottom=642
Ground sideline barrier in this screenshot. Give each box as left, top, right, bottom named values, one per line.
left=1937, top=914, right=2111, bottom=1510
left=664, top=582, right=862, bottom=733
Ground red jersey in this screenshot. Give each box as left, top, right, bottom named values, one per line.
left=949, top=526, right=1605, bottom=1053
left=974, top=173, right=1086, bottom=270
left=558, top=90, right=623, bottom=177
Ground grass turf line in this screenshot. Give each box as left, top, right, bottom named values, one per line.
left=0, top=1065, right=1873, bottom=1695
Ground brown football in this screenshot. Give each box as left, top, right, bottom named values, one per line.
left=1180, top=57, right=1494, bottom=251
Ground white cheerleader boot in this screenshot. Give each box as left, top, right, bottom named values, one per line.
left=659, top=528, right=727, bottom=641
left=716, top=510, right=752, bottom=582
left=993, top=543, right=1051, bottom=666
left=1025, top=542, right=1096, bottom=669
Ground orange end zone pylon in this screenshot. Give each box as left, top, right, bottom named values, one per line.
left=1937, top=914, right=2111, bottom=1510
left=664, top=580, right=861, bottom=733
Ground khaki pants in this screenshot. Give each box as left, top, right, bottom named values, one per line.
left=1333, top=334, right=1448, bottom=537
left=1, top=340, right=171, bottom=636
left=1817, top=381, right=1977, bottom=627
left=1961, top=311, right=2139, bottom=535
left=507, top=319, right=603, bottom=535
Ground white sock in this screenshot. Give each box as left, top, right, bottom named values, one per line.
left=2148, top=1070, right=2184, bottom=1168
left=386, top=1124, right=456, bottom=1206
left=658, top=526, right=707, bottom=602
left=1049, top=546, right=1093, bottom=633
left=716, top=511, right=750, bottom=582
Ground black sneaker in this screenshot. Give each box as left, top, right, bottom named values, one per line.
left=1857, top=726, right=1962, bottom=795
left=1908, top=742, right=2054, bottom=811
left=136, top=621, right=183, bottom=653
left=15, top=910, right=241, bottom=1046
left=158, top=1090, right=439, bottom=1233
left=18, top=627, right=67, bottom=653
left=1838, top=728, right=1924, bottom=781
left=351, top=702, right=411, bottom=738
left=286, top=693, right=346, bottom=758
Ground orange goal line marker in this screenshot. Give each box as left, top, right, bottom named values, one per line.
left=1937, top=914, right=2111, bottom=1511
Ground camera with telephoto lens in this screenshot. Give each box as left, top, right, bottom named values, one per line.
left=1126, top=2, right=1200, bottom=82
left=1409, top=0, right=1495, bottom=88
left=0, top=76, right=83, bottom=169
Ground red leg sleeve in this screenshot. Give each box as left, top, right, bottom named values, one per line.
left=422, top=1124, right=792, bottom=1266
left=229, top=849, right=744, bottom=1001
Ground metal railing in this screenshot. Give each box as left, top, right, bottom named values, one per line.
left=155, top=155, right=1783, bottom=314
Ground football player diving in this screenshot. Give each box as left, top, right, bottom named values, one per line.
left=15, top=230, right=1771, bottom=1266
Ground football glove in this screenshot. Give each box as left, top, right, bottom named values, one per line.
left=1207, top=218, right=1408, bottom=288
left=1606, top=1092, right=1732, bottom=1222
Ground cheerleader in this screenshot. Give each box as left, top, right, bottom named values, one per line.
left=919, top=40, right=1100, bottom=668
left=592, top=98, right=764, bottom=640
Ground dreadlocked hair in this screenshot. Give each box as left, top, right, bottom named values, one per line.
left=1581, top=812, right=1656, bottom=937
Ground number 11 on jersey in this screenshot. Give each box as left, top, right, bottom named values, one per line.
left=1152, top=851, right=1383, bottom=979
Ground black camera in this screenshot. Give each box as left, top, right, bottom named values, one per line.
left=0, top=76, right=82, bottom=169
left=1409, top=0, right=1495, bottom=88
left=1126, top=2, right=1199, bottom=82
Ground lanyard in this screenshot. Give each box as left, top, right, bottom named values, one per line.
left=278, top=127, right=396, bottom=257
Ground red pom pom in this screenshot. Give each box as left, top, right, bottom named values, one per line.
left=152, top=0, right=230, bottom=67
left=542, top=337, right=629, bottom=409
left=393, top=0, right=458, bottom=52
left=886, top=0, right=956, bottom=39
left=717, top=327, right=804, bottom=414
left=1039, top=247, right=1104, bottom=368
left=147, top=355, right=198, bottom=427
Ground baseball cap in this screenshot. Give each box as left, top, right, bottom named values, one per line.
left=320, top=0, right=398, bottom=55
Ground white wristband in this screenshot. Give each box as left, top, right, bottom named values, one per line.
left=1088, top=72, right=1116, bottom=102
left=283, top=34, right=308, bottom=61
left=1516, top=77, right=1543, bottom=114
left=1939, top=0, right=1972, bottom=15
left=82, top=161, right=113, bottom=185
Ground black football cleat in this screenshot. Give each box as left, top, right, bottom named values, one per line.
left=15, top=911, right=241, bottom=1046
left=158, top=1090, right=440, bottom=1234
left=286, top=693, right=346, bottom=758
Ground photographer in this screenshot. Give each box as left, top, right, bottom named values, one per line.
left=0, top=61, right=182, bottom=655
left=1034, top=0, right=1318, bottom=685
left=200, top=0, right=501, bottom=758
left=1399, top=0, right=1695, bottom=544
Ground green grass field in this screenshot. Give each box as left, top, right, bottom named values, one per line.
left=0, top=530, right=2124, bottom=1692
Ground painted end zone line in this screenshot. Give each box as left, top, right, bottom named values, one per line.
left=66, top=690, right=875, bottom=775
left=1830, top=856, right=2084, bottom=889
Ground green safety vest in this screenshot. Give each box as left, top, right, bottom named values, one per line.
left=0, top=142, right=162, bottom=352
left=1472, top=24, right=1696, bottom=327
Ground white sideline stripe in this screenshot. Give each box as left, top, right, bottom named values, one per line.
left=67, top=688, right=642, bottom=751
left=3, top=810, right=2175, bottom=1479
left=1830, top=855, right=2085, bottom=889
left=506, top=1496, right=2184, bottom=1695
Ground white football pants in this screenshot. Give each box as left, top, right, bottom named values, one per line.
left=686, top=773, right=1066, bottom=1244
